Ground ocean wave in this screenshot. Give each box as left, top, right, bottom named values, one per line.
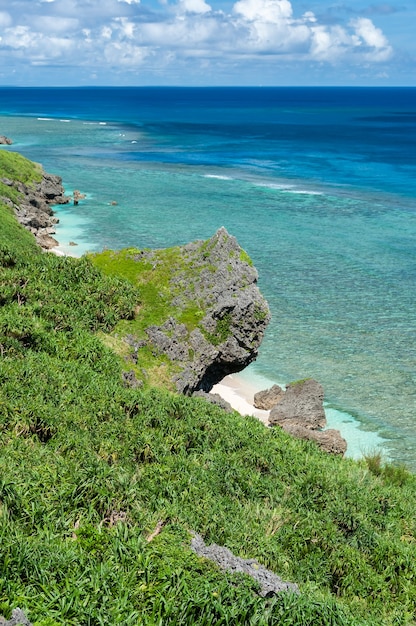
left=285, top=189, right=324, bottom=196
left=204, top=174, right=233, bottom=180
left=37, top=117, right=53, bottom=121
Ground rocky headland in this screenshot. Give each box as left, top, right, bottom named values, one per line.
left=0, top=167, right=69, bottom=250
left=137, top=227, right=271, bottom=394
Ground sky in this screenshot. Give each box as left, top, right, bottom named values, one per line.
left=0, top=0, right=415, bottom=86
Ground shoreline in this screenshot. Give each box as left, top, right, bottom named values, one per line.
left=214, top=369, right=388, bottom=461
left=212, top=375, right=270, bottom=426
left=23, top=173, right=386, bottom=462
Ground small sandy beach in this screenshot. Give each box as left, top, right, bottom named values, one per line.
left=212, top=374, right=270, bottom=425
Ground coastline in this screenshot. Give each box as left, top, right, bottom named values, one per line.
left=22, top=171, right=386, bottom=462
left=48, top=207, right=387, bottom=461
left=214, top=369, right=388, bottom=461
left=212, top=375, right=270, bottom=426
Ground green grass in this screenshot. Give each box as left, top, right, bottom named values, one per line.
left=1, top=151, right=416, bottom=625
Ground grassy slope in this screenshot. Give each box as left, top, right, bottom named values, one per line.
left=1, top=152, right=416, bottom=626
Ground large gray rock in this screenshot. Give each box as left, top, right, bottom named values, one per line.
left=190, top=532, right=299, bottom=597
left=268, top=378, right=347, bottom=456
left=144, top=228, right=270, bottom=394
left=269, top=378, right=326, bottom=430
left=254, top=384, right=284, bottom=410
left=0, top=135, right=13, bottom=145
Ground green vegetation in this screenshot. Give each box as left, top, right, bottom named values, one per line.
left=201, top=312, right=233, bottom=346
left=1, top=152, right=416, bottom=625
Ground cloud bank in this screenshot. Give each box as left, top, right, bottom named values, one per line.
left=0, top=0, right=394, bottom=83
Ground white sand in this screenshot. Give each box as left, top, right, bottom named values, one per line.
left=212, top=375, right=270, bottom=425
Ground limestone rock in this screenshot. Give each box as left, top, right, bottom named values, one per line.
left=269, top=378, right=326, bottom=430
left=143, top=228, right=270, bottom=394
left=2, top=167, right=70, bottom=251
left=0, top=135, right=13, bottom=145
left=281, top=424, right=347, bottom=455
left=190, top=532, right=299, bottom=597
left=254, top=384, right=284, bottom=410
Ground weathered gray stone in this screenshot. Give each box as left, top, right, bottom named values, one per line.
left=254, top=384, right=284, bottom=410
left=190, top=533, right=299, bottom=597
left=142, top=228, right=270, bottom=394
left=0, top=135, right=13, bottom=145
left=281, top=424, right=347, bottom=455
left=1, top=167, right=70, bottom=251
left=0, top=608, right=32, bottom=625
left=269, top=378, right=326, bottom=430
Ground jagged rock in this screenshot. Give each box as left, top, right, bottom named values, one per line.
left=281, top=424, right=347, bottom=455
left=35, top=233, right=59, bottom=250
left=0, top=135, right=13, bottom=145
left=254, top=384, right=284, bottom=410
left=2, top=167, right=70, bottom=251
left=73, top=190, right=86, bottom=205
left=190, top=532, right=299, bottom=597
left=122, top=369, right=143, bottom=389
left=268, top=379, right=347, bottom=456
left=269, top=378, right=326, bottom=430
left=0, top=608, right=32, bottom=625
left=192, top=390, right=233, bottom=413
left=143, top=228, right=270, bottom=394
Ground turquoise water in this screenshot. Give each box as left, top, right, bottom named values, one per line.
left=1, top=88, right=415, bottom=468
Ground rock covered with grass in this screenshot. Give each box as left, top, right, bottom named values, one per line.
left=0, top=609, right=31, bottom=625
left=145, top=227, right=271, bottom=393
left=0, top=151, right=69, bottom=250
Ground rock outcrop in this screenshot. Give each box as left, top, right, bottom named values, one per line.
left=0, top=135, right=13, bottom=145
left=254, top=384, right=284, bottom=410
left=1, top=170, right=69, bottom=250
left=264, top=379, right=347, bottom=455
left=142, top=228, right=271, bottom=394
left=269, top=378, right=326, bottom=430
left=190, top=532, right=299, bottom=597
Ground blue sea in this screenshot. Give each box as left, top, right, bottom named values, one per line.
left=1, top=87, right=415, bottom=469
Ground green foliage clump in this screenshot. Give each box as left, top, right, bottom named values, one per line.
left=201, top=312, right=233, bottom=346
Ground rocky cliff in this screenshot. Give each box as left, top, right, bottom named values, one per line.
left=103, top=228, right=271, bottom=394
left=0, top=167, right=69, bottom=250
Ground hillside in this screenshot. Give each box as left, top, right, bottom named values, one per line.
left=1, top=150, right=416, bottom=626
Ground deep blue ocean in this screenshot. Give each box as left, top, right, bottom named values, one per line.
left=1, top=87, right=415, bottom=468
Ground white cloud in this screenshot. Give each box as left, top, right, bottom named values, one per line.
left=104, top=41, right=149, bottom=66
left=177, top=0, right=212, bottom=15
left=0, top=11, right=12, bottom=28
left=234, top=0, right=293, bottom=22
left=0, top=0, right=395, bottom=80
